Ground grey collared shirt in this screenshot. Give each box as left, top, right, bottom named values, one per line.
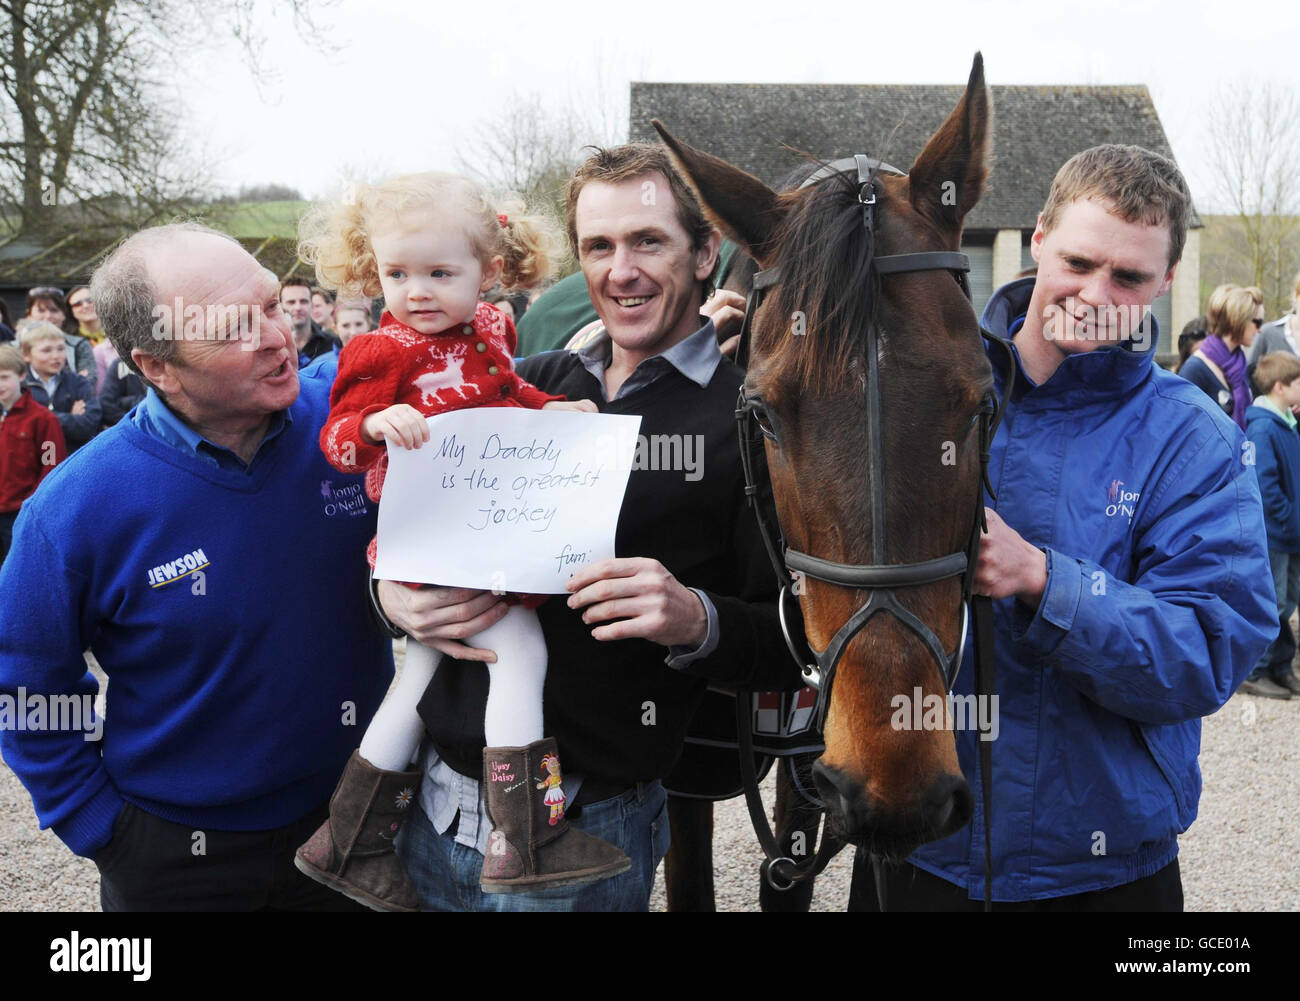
left=575, top=315, right=724, bottom=400
left=421, top=316, right=727, bottom=850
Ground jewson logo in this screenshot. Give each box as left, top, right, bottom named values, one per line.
left=50, top=932, right=150, bottom=981
left=147, top=547, right=209, bottom=588
left=1, top=689, right=101, bottom=741
left=151, top=297, right=261, bottom=351
left=1106, top=479, right=1140, bottom=520
left=890, top=686, right=999, bottom=742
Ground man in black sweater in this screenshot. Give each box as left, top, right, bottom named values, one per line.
left=380, top=144, right=802, bottom=911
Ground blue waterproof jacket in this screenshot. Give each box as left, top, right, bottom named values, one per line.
left=908, top=278, right=1276, bottom=900
left=1244, top=402, right=1300, bottom=553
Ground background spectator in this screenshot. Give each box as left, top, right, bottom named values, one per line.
left=25, top=287, right=93, bottom=381
left=98, top=353, right=146, bottom=427
left=0, top=298, right=14, bottom=343
left=68, top=285, right=115, bottom=392
left=1175, top=316, right=1208, bottom=373
left=280, top=277, right=341, bottom=365
left=1179, top=283, right=1264, bottom=429
left=1242, top=350, right=1300, bottom=699
left=18, top=321, right=101, bottom=452
left=332, top=304, right=370, bottom=346
left=311, top=286, right=336, bottom=332
left=1248, top=269, right=1300, bottom=368
left=0, top=343, right=65, bottom=564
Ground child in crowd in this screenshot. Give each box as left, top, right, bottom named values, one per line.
left=24, top=287, right=93, bottom=380
left=0, top=344, right=66, bottom=563
left=293, top=172, right=626, bottom=911
left=1243, top=351, right=1300, bottom=700
left=18, top=322, right=101, bottom=452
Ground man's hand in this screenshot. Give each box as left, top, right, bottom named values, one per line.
left=376, top=580, right=509, bottom=660
left=71, top=399, right=87, bottom=416
left=361, top=404, right=429, bottom=449
left=702, top=289, right=747, bottom=358
left=542, top=399, right=599, bottom=414
left=973, top=507, right=1047, bottom=608
left=566, top=557, right=707, bottom=648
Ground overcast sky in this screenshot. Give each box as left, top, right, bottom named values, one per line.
left=176, top=0, right=1299, bottom=212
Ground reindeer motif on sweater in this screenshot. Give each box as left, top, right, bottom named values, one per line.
left=320, top=301, right=564, bottom=567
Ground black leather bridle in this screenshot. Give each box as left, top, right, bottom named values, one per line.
left=732, top=154, right=1015, bottom=909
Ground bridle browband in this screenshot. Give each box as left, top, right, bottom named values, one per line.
left=732, top=153, right=1015, bottom=908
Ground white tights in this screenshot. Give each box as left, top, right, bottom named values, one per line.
left=358, top=604, right=547, bottom=771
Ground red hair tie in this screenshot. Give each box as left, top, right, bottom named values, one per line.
left=497, top=213, right=508, bottom=228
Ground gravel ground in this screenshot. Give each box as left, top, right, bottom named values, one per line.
left=2, top=642, right=1296, bottom=912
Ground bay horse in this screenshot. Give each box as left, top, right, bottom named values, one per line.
left=655, top=53, right=995, bottom=872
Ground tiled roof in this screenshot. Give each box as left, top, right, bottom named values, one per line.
left=630, top=83, right=1200, bottom=231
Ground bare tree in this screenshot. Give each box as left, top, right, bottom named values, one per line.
left=1203, top=80, right=1300, bottom=315
left=0, top=0, right=329, bottom=241
left=457, top=84, right=628, bottom=272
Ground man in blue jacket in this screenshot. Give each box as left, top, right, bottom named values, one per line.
left=854, top=145, right=1276, bottom=910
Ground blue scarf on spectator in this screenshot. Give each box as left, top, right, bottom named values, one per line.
left=1200, top=333, right=1250, bottom=429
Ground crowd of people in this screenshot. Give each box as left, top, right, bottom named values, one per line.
left=1175, top=273, right=1300, bottom=699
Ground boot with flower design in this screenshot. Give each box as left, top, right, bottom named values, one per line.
left=480, top=737, right=630, bottom=894
left=295, top=750, right=421, bottom=912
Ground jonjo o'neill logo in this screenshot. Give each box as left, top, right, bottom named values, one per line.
left=320, top=479, right=368, bottom=518
left=1106, top=479, right=1140, bottom=520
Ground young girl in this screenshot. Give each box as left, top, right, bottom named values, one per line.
left=293, top=173, right=628, bottom=911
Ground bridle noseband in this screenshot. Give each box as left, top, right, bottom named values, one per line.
left=732, top=154, right=1015, bottom=906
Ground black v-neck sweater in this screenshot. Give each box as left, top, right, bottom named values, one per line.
left=417, top=349, right=803, bottom=792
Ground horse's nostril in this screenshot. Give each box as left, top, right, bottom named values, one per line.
left=811, top=761, right=851, bottom=806
left=929, top=774, right=973, bottom=834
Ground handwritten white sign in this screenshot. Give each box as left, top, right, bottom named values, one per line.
left=374, top=408, right=642, bottom=593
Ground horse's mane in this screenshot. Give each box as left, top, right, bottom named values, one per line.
left=757, top=161, right=884, bottom=394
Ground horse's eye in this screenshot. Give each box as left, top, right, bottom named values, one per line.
left=754, top=409, right=777, bottom=440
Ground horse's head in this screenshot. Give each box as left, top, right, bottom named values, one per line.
left=656, top=54, right=994, bottom=858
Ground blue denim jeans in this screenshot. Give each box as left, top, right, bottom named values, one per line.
left=1250, top=549, right=1300, bottom=684
left=395, top=780, right=670, bottom=911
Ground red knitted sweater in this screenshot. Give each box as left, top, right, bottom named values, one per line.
left=320, top=301, right=564, bottom=567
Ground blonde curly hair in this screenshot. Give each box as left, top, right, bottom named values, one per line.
left=298, top=172, right=556, bottom=299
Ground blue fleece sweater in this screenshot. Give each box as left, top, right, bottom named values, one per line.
left=0, top=374, right=392, bottom=857
left=1245, top=401, right=1300, bottom=552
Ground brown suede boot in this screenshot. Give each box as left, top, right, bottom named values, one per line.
left=480, top=737, right=631, bottom=894
left=294, top=750, right=421, bottom=912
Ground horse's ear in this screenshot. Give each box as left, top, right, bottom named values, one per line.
left=652, top=120, right=787, bottom=266
left=907, top=52, right=992, bottom=230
